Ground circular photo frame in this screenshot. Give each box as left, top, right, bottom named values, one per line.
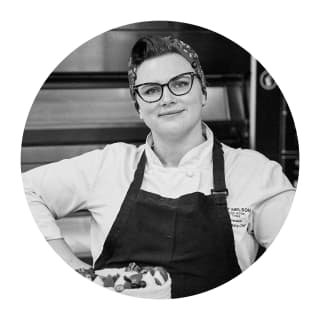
left=21, top=20, right=299, bottom=299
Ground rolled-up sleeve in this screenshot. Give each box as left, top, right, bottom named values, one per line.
left=252, top=160, right=296, bottom=248
left=22, top=148, right=105, bottom=240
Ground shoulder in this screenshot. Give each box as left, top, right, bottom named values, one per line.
left=23, top=142, right=144, bottom=180
left=99, top=142, right=144, bottom=170
left=48, top=142, right=142, bottom=170
left=222, top=143, right=294, bottom=190
left=222, top=144, right=271, bottom=172
left=101, top=142, right=144, bottom=159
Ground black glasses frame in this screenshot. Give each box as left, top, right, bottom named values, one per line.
left=134, top=72, right=199, bottom=103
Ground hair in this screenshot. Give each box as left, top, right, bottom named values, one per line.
left=128, top=36, right=207, bottom=111
left=131, top=36, right=183, bottom=68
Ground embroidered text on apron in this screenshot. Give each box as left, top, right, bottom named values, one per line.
left=94, top=139, right=242, bottom=298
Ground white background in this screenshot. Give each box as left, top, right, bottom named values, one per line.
left=1, top=1, right=319, bottom=319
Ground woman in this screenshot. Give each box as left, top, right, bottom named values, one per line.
left=23, top=36, right=295, bottom=298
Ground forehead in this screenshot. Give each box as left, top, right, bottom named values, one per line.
left=135, top=53, right=193, bottom=84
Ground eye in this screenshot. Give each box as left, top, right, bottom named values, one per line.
left=140, top=85, right=161, bottom=96
left=170, top=75, right=192, bottom=91
left=172, top=79, right=190, bottom=88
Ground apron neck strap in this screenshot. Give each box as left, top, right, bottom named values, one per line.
left=211, top=138, right=229, bottom=205
left=130, top=151, right=147, bottom=193
left=132, top=139, right=229, bottom=205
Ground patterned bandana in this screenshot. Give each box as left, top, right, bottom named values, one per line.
left=128, top=36, right=207, bottom=110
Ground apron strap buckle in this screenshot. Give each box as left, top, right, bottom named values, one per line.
left=211, top=188, right=229, bottom=196
left=211, top=188, right=229, bottom=206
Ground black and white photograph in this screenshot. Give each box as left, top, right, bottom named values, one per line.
left=3, top=1, right=320, bottom=319
left=20, top=20, right=298, bottom=299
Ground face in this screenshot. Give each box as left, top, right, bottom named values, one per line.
left=135, top=53, right=206, bottom=139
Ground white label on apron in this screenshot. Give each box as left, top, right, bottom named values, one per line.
left=228, top=207, right=253, bottom=232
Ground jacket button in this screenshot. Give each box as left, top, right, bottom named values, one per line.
left=186, top=170, right=194, bottom=178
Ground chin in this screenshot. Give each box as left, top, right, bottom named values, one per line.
left=157, top=122, right=194, bottom=139
left=146, top=115, right=201, bottom=138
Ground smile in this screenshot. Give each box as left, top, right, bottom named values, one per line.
left=158, top=110, right=185, bottom=117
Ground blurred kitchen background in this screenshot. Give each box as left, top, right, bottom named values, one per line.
left=21, top=21, right=299, bottom=261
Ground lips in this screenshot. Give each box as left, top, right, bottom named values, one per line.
left=158, top=109, right=185, bottom=117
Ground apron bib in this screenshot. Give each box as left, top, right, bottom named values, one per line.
left=94, top=139, right=241, bottom=298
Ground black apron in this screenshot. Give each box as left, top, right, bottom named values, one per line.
left=94, top=139, right=241, bottom=298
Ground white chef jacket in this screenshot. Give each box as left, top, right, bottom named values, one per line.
left=22, top=124, right=295, bottom=271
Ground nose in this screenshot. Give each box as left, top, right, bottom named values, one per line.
left=160, top=85, right=176, bottom=106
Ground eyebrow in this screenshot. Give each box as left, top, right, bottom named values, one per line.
left=134, top=72, right=193, bottom=87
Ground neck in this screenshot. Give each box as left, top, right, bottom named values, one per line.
left=151, top=122, right=205, bottom=167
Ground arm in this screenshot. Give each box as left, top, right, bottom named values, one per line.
left=252, top=160, right=296, bottom=248
left=48, top=238, right=91, bottom=269
left=22, top=148, right=105, bottom=268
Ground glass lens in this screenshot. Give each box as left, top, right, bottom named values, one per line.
left=137, top=84, right=162, bottom=102
left=169, top=74, right=192, bottom=95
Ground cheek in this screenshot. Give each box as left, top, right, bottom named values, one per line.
left=186, top=84, right=205, bottom=107
left=185, top=92, right=204, bottom=110
left=138, top=102, right=157, bottom=121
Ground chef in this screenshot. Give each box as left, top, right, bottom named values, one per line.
left=22, top=36, right=295, bottom=298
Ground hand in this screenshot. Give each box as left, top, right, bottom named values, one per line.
left=75, top=266, right=96, bottom=281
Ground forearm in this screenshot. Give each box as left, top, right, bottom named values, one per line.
left=48, top=238, right=92, bottom=269
left=254, top=190, right=295, bottom=248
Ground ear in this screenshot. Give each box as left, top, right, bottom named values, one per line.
left=201, top=93, right=207, bottom=107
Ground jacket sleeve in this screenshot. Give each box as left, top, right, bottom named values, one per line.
left=252, top=160, right=296, bottom=248
left=22, top=148, right=106, bottom=240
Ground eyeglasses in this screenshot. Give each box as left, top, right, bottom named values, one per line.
left=134, top=72, right=199, bottom=103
